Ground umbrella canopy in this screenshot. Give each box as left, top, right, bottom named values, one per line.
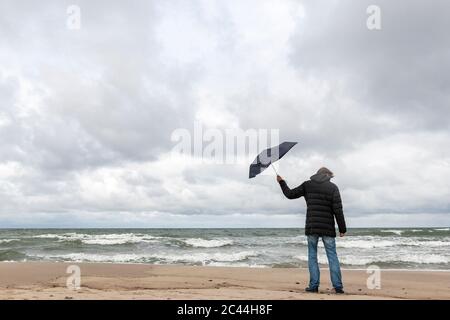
left=249, top=141, right=297, bottom=178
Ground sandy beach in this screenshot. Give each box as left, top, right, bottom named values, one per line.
left=0, top=262, right=448, bottom=300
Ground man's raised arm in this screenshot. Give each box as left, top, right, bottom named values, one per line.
left=277, top=175, right=305, bottom=199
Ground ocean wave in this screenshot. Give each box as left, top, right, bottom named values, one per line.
left=407, top=240, right=450, bottom=247
left=0, top=239, right=20, bottom=244
left=32, top=233, right=68, bottom=239
left=159, top=251, right=258, bottom=263
left=35, top=253, right=149, bottom=263
left=294, top=253, right=450, bottom=266
left=258, top=235, right=449, bottom=248
left=32, top=250, right=259, bottom=265
left=238, top=235, right=307, bottom=247
left=434, top=228, right=449, bottom=231
left=273, top=234, right=450, bottom=249
left=32, top=233, right=160, bottom=245
left=284, top=235, right=307, bottom=245
left=182, top=238, right=234, bottom=248
left=0, top=249, right=28, bottom=261
left=337, top=239, right=397, bottom=249
left=380, top=229, right=403, bottom=235
left=392, top=254, right=450, bottom=264
left=207, top=261, right=267, bottom=268
left=337, top=237, right=450, bottom=248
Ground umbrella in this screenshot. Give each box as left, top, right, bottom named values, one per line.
left=249, top=141, right=297, bottom=178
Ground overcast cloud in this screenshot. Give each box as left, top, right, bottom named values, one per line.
left=1, top=0, right=449, bottom=227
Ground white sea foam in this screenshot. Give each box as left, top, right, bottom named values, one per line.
left=294, top=254, right=376, bottom=266
left=32, top=233, right=159, bottom=245
left=183, top=238, right=234, bottom=248
left=255, top=234, right=450, bottom=249
left=0, top=239, right=20, bottom=244
left=410, top=240, right=450, bottom=247
left=158, top=251, right=258, bottom=263
left=337, top=237, right=450, bottom=248
left=207, top=261, right=267, bottom=268
left=380, top=229, right=403, bottom=235
left=294, top=253, right=450, bottom=266
left=395, top=254, right=450, bottom=264
left=337, top=239, right=397, bottom=249
left=244, top=235, right=307, bottom=247
left=32, top=234, right=64, bottom=239
left=285, top=235, right=307, bottom=244
left=33, top=250, right=259, bottom=264
left=40, top=253, right=146, bottom=263
left=434, top=228, right=450, bottom=231
left=81, top=234, right=159, bottom=245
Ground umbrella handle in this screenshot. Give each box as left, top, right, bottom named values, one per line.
left=270, top=163, right=278, bottom=175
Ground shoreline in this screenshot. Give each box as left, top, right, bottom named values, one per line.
left=2, top=261, right=449, bottom=272
left=0, top=262, right=449, bottom=300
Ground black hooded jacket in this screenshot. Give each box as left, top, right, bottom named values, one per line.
left=278, top=173, right=346, bottom=237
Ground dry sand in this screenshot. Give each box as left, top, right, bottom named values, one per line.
left=0, top=262, right=448, bottom=300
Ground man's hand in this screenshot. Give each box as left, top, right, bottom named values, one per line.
left=276, top=175, right=283, bottom=183
left=340, top=233, right=345, bottom=237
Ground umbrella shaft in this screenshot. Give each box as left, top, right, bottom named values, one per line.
left=270, top=163, right=278, bottom=175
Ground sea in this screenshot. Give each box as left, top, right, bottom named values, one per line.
left=0, top=228, right=449, bottom=270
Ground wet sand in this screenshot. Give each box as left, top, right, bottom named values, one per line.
left=0, top=262, right=449, bottom=300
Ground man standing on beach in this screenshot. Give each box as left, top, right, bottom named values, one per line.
left=277, top=167, right=346, bottom=294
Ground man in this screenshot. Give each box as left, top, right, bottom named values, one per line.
left=277, top=167, right=346, bottom=294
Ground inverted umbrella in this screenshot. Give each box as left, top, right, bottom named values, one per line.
left=249, top=141, right=297, bottom=178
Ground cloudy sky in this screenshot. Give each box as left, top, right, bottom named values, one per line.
left=1, top=0, right=449, bottom=227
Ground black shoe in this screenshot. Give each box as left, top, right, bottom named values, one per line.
left=305, top=287, right=319, bottom=293
left=334, top=288, right=345, bottom=294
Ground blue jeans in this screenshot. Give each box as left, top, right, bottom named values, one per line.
left=307, top=234, right=343, bottom=290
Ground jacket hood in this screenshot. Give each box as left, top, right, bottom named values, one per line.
left=310, top=173, right=331, bottom=183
